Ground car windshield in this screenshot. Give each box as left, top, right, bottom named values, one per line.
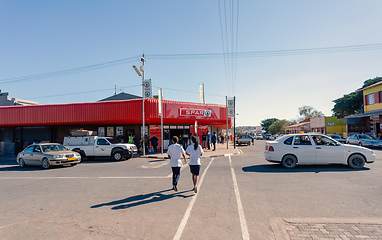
left=41, top=144, right=67, bottom=152
left=359, top=134, right=375, bottom=140
left=238, top=135, right=249, bottom=139
left=330, top=135, right=340, bottom=139
left=106, top=138, right=116, bottom=144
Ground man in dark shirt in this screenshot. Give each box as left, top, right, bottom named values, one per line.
left=202, top=132, right=207, bottom=149
left=150, top=135, right=159, bottom=152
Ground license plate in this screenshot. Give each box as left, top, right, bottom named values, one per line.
left=67, top=157, right=76, bottom=161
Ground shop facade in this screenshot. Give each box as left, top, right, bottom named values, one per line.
left=0, top=99, right=231, bottom=156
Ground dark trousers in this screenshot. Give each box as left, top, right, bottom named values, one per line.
left=172, top=167, right=181, bottom=186
left=212, top=142, right=216, bottom=151
left=207, top=140, right=210, bottom=149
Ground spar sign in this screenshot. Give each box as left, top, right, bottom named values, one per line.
left=179, top=108, right=212, bottom=117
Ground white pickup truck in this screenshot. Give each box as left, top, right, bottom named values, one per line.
left=63, top=136, right=138, bottom=161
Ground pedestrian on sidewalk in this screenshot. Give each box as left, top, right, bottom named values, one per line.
left=186, top=136, right=204, bottom=193
left=211, top=132, right=217, bottom=151
left=167, top=136, right=187, bottom=192
left=207, top=130, right=211, bottom=150
left=202, top=132, right=207, bottom=149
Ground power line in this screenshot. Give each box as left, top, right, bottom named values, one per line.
left=26, top=85, right=142, bottom=100
left=1, top=43, right=382, bottom=85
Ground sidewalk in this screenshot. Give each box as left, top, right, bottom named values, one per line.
left=140, top=142, right=241, bottom=159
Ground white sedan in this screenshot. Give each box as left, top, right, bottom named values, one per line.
left=264, top=133, right=375, bottom=169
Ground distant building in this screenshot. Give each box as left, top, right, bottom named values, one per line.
left=285, top=121, right=311, bottom=134
left=346, top=81, right=382, bottom=137
left=98, top=92, right=141, bottom=102
left=0, top=90, right=38, bottom=106
left=310, top=116, right=347, bottom=137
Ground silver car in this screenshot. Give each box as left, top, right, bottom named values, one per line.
left=346, top=134, right=382, bottom=147
left=17, top=143, right=81, bottom=169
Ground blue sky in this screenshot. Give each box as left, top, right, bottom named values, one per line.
left=1, top=1, right=382, bottom=126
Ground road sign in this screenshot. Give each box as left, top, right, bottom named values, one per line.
left=144, top=79, right=152, bottom=98
left=227, top=97, right=235, bottom=117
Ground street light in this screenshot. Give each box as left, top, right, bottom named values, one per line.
left=133, top=54, right=147, bottom=155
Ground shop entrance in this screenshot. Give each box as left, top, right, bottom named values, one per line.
left=163, top=125, right=190, bottom=150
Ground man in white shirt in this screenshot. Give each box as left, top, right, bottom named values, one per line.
left=167, top=136, right=187, bottom=191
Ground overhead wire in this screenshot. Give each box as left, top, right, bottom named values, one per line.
left=1, top=43, right=382, bottom=86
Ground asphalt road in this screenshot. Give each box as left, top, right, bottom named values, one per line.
left=1, top=141, right=381, bottom=240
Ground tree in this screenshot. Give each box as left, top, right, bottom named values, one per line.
left=298, top=106, right=324, bottom=121
left=260, top=118, right=278, bottom=132
left=268, top=119, right=291, bottom=134
left=332, top=77, right=382, bottom=118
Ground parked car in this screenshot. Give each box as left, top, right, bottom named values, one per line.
left=327, top=134, right=346, bottom=144
left=264, top=133, right=375, bottom=169
left=236, top=135, right=251, bottom=146
left=64, top=136, right=138, bottom=161
left=17, top=143, right=81, bottom=169
left=346, top=134, right=382, bottom=147
left=255, top=135, right=263, bottom=140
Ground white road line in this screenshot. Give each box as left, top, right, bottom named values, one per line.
left=229, top=155, right=250, bottom=240
left=173, top=157, right=215, bottom=240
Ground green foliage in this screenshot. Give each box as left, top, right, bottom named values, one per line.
left=268, top=119, right=291, bottom=134
left=260, top=118, right=278, bottom=132
left=298, top=106, right=324, bottom=121
left=332, top=77, right=382, bottom=118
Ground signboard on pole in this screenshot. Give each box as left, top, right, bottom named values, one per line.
left=158, top=88, right=162, bottom=114
left=199, top=83, right=204, bottom=103
left=144, top=79, right=152, bottom=98
left=227, top=97, right=235, bottom=117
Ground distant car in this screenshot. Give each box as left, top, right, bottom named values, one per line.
left=264, top=133, right=375, bottom=169
left=255, top=135, right=263, bottom=140
left=17, top=143, right=81, bottom=169
left=236, top=135, right=251, bottom=146
left=346, top=134, right=382, bottom=147
left=327, top=134, right=346, bottom=144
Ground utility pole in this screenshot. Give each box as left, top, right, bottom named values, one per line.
left=141, top=54, right=147, bottom=155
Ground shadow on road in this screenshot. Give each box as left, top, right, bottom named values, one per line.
left=91, top=189, right=194, bottom=210
left=242, top=164, right=370, bottom=173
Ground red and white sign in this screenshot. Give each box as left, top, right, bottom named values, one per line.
left=179, top=108, right=212, bottom=117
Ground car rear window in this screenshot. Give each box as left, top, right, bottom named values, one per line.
left=284, top=136, right=293, bottom=145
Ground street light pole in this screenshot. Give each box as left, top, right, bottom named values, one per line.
left=133, top=54, right=147, bottom=156
left=141, top=54, right=146, bottom=155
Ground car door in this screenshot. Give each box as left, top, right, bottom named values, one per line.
left=27, top=145, right=44, bottom=165
left=314, top=136, right=345, bottom=164
left=292, top=135, right=316, bottom=163
left=349, top=135, right=359, bottom=145
left=94, top=138, right=112, bottom=156
left=20, top=146, right=34, bottom=164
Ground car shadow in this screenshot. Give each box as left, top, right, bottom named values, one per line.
left=242, top=164, right=370, bottom=173
left=0, top=165, right=67, bottom=172
left=91, top=189, right=194, bottom=210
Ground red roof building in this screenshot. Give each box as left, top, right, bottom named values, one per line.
left=0, top=98, right=231, bottom=155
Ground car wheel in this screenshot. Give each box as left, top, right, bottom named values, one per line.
left=112, top=151, right=124, bottom=161
left=358, top=142, right=363, bottom=147
left=19, top=158, right=26, bottom=168
left=281, top=155, right=297, bottom=169
left=348, top=154, right=365, bottom=169
left=42, top=158, right=50, bottom=169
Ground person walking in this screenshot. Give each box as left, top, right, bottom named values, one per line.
left=202, top=132, right=207, bottom=149
left=150, top=135, right=159, bottom=152
left=167, top=136, right=187, bottom=192
left=186, top=136, right=204, bottom=193
left=211, top=132, right=217, bottom=151
left=206, top=130, right=211, bottom=150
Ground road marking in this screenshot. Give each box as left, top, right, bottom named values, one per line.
left=229, top=155, right=250, bottom=240
left=239, top=149, right=243, bottom=154
left=173, top=157, right=215, bottom=240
